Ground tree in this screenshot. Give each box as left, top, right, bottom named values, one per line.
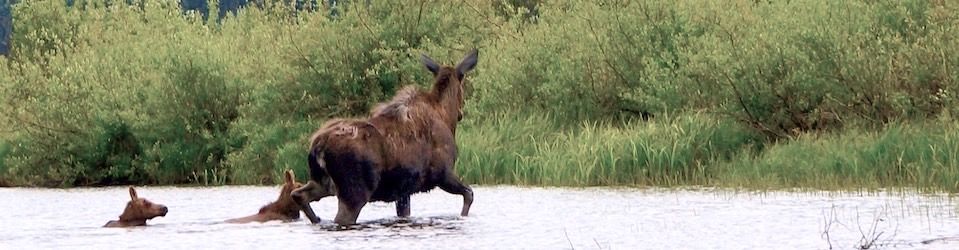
left=0, top=0, right=12, bottom=57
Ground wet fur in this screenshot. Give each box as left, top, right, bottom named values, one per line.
left=225, top=170, right=304, bottom=223
left=104, top=187, right=168, bottom=228
left=296, top=49, right=478, bottom=225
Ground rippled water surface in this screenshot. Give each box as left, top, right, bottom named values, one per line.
left=1, top=186, right=958, bottom=249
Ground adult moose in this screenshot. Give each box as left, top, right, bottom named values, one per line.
left=292, top=49, right=478, bottom=225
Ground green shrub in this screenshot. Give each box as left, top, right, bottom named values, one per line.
left=682, top=0, right=957, bottom=138
left=9, top=0, right=84, bottom=62
left=472, top=1, right=702, bottom=122
left=137, top=54, right=241, bottom=185
left=1, top=0, right=957, bottom=191
left=222, top=0, right=500, bottom=184
left=74, top=119, right=146, bottom=186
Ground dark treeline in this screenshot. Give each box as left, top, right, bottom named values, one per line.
left=1, top=0, right=12, bottom=57
left=64, top=0, right=322, bottom=19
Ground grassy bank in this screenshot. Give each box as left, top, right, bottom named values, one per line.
left=457, top=113, right=959, bottom=192
left=457, top=112, right=760, bottom=186
left=0, top=0, right=957, bottom=192
left=715, top=118, right=959, bottom=191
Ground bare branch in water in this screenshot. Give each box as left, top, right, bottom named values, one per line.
left=854, top=207, right=897, bottom=250
left=821, top=205, right=840, bottom=249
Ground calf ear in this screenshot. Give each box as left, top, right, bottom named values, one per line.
left=128, top=186, right=138, bottom=201
left=284, top=169, right=295, bottom=185
left=421, top=53, right=440, bottom=75
left=455, top=48, right=479, bottom=78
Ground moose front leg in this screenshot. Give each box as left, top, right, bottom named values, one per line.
left=396, top=195, right=411, bottom=217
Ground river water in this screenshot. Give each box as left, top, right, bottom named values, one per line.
left=0, top=186, right=957, bottom=249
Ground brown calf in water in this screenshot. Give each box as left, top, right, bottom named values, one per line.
left=103, top=187, right=168, bottom=228
left=292, top=49, right=479, bottom=225
left=225, top=170, right=304, bottom=223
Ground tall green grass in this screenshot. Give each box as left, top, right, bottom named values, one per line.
left=458, top=114, right=959, bottom=192
left=0, top=139, right=8, bottom=186
left=716, top=118, right=959, bottom=192
left=457, top=112, right=761, bottom=187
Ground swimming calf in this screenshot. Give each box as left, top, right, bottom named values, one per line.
left=104, top=186, right=168, bottom=228
left=226, top=169, right=304, bottom=223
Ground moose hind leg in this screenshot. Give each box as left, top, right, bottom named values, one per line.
left=396, top=195, right=411, bottom=218
left=438, top=172, right=473, bottom=216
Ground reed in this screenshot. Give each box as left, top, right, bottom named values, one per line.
left=457, top=112, right=760, bottom=187
left=715, top=120, right=959, bottom=192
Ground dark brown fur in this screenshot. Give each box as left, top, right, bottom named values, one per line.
left=293, top=49, right=479, bottom=225
left=104, top=187, right=168, bottom=228
left=225, top=169, right=304, bottom=223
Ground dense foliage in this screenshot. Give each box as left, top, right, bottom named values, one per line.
left=0, top=0, right=956, bottom=191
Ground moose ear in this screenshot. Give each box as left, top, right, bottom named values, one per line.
left=128, top=186, right=138, bottom=201
left=421, top=53, right=440, bottom=75
left=455, top=49, right=478, bottom=78
left=284, top=169, right=295, bottom=184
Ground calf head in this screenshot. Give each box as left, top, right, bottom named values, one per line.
left=225, top=169, right=305, bottom=224
left=291, top=164, right=336, bottom=224
left=105, top=187, right=168, bottom=227
left=120, top=187, right=168, bottom=221
left=258, top=169, right=305, bottom=219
